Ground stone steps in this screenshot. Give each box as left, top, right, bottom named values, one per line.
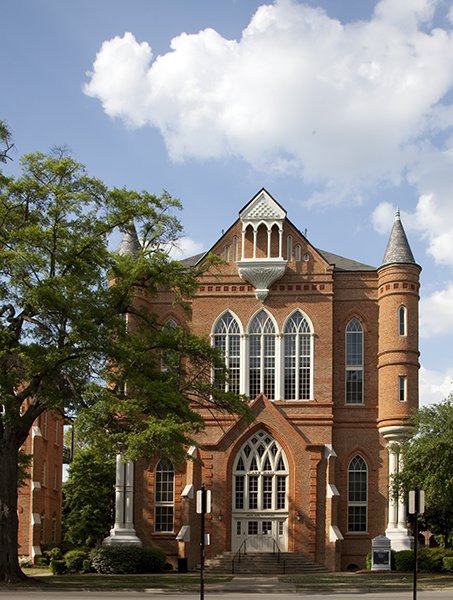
left=204, top=551, right=330, bottom=575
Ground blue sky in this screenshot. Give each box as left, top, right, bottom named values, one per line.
left=3, top=0, right=453, bottom=405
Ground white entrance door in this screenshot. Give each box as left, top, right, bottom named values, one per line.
left=232, top=517, right=287, bottom=552
left=231, top=431, right=289, bottom=553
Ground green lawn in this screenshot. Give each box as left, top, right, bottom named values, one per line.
left=13, top=569, right=453, bottom=591
left=281, top=572, right=453, bottom=590
left=20, top=571, right=232, bottom=590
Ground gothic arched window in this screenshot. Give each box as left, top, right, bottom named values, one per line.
left=348, top=455, right=368, bottom=532
left=345, top=318, right=363, bottom=404
left=284, top=310, right=312, bottom=400
left=249, top=310, right=276, bottom=400
left=233, top=431, right=288, bottom=512
left=213, top=311, right=241, bottom=394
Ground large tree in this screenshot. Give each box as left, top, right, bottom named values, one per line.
left=0, top=148, right=247, bottom=583
left=397, top=396, right=453, bottom=547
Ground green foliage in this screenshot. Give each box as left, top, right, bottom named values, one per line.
left=443, top=557, right=453, bottom=572
left=64, top=549, right=90, bottom=573
left=50, top=559, right=67, bottom=575
left=62, top=445, right=115, bottom=548
left=0, top=147, right=249, bottom=580
left=394, top=548, right=453, bottom=572
left=0, top=120, right=13, bottom=164
left=394, top=550, right=414, bottom=572
left=82, top=559, right=92, bottom=573
left=36, top=557, right=49, bottom=567
left=418, top=548, right=453, bottom=572
left=89, top=546, right=165, bottom=574
left=397, top=397, right=453, bottom=547
left=17, top=450, right=32, bottom=488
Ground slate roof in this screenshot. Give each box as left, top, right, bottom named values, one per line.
left=119, top=225, right=141, bottom=257
left=381, top=211, right=416, bottom=266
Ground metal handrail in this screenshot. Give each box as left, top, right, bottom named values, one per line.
left=232, top=538, right=248, bottom=573
left=232, top=535, right=283, bottom=573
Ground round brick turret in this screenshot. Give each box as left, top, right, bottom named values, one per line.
left=377, top=212, right=421, bottom=432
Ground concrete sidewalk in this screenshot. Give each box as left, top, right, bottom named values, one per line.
left=206, top=575, right=296, bottom=593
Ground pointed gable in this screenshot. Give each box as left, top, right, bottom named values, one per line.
left=239, top=189, right=286, bottom=224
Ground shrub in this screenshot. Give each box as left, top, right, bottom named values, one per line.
left=64, top=549, right=90, bottom=573
left=50, top=559, right=67, bottom=575
left=82, top=558, right=92, bottom=573
left=43, top=546, right=63, bottom=564
left=443, top=557, right=453, bottom=572
left=418, top=548, right=453, bottom=572
left=139, top=547, right=166, bottom=573
left=36, top=557, right=49, bottom=567
left=90, top=546, right=166, bottom=574
left=394, top=550, right=414, bottom=572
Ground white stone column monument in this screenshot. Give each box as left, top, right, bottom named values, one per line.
left=103, top=453, right=142, bottom=546
left=380, top=426, right=413, bottom=551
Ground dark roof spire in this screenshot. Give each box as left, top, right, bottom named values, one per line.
left=381, top=211, right=416, bottom=266
left=119, top=223, right=141, bottom=257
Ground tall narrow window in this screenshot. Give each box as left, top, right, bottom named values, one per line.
left=232, top=236, right=238, bottom=262
left=345, top=318, right=364, bottom=404
left=249, top=311, right=276, bottom=400
left=51, top=514, right=57, bottom=544
left=286, top=236, right=293, bottom=260
left=398, top=305, right=407, bottom=336
left=161, top=319, right=179, bottom=374
left=224, top=245, right=230, bottom=262
left=54, top=417, right=59, bottom=445
left=284, top=311, right=312, bottom=400
left=295, top=244, right=302, bottom=262
left=348, top=455, right=368, bottom=532
left=155, top=460, right=174, bottom=532
left=41, top=460, right=47, bottom=487
left=213, top=312, right=241, bottom=394
left=399, top=375, right=407, bottom=402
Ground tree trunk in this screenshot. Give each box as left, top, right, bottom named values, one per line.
left=0, top=434, right=27, bottom=583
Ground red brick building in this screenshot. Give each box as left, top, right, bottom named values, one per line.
left=105, top=189, right=420, bottom=571
left=18, top=411, right=65, bottom=561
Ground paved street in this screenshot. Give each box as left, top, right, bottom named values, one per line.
left=1, top=589, right=453, bottom=600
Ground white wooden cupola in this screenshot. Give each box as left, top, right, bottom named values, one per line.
left=237, top=189, right=288, bottom=301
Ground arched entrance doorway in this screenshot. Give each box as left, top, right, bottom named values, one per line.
left=232, top=430, right=288, bottom=552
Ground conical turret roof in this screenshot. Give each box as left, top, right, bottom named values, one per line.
left=381, top=210, right=416, bottom=267
left=119, top=224, right=141, bottom=256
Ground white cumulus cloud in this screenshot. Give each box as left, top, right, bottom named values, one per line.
left=168, top=236, right=204, bottom=260
left=420, top=281, right=453, bottom=338
left=419, top=364, right=453, bottom=406
left=84, top=0, right=453, bottom=188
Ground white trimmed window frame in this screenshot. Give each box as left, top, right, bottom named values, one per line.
left=398, top=375, right=407, bottom=402
left=347, top=455, right=368, bottom=533
left=212, top=310, right=242, bottom=395
left=282, top=310, right=314, bottom=401
left=398, top=305, right=407, bottom=336
left=233, top=430, right=288, bottom=513
left=345, top=318, right=364, bottom=405
left=211, top=308, right=315, bottom=401
left=154, top=459, right=175, bottom=533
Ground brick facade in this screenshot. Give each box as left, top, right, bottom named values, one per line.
left=18, top=411, right=65, bottom=560
left=114, top=189, right=420, bottom=571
